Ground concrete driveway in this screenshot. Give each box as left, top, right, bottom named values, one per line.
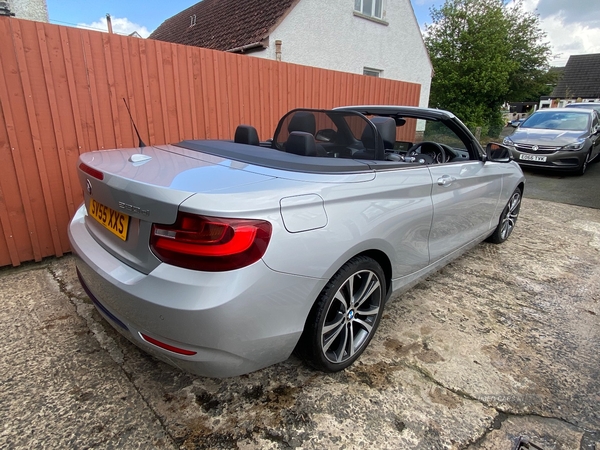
left=1, top=198, right=599, bottom=449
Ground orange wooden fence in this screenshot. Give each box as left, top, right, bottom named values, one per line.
left=0, top=16, right=421, bottom=267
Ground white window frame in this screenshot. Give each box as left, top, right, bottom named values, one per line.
left=354, top=0, right=383, bottom=19
left=363, top=67, right=382, bottom=77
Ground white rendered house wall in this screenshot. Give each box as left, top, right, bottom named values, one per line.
left=251, top=0, right=432, bottom=108
left=8, top=0, right=48, bottom=22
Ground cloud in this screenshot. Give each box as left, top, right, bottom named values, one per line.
left=418, top=0, right=600, bottom=66
left=517, top=0, right=600, bottom=66
left=540, top=16, right=600, bottom=65
left=77, top=17, right=151, bottom=38
left=535, top=0, right=600, bottom=27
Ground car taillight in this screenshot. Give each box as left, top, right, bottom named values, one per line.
left=79, top=162, right=104, bottom=180
left=150, top=212, right=272, bottom=271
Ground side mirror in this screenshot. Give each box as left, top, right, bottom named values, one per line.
left=486, top=143, right=512, bottom=163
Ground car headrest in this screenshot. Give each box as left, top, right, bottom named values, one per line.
left=286, top=131, right=317, bottom=156
left=361, top=117, right=396, bottom=150
left=288, top=111, right=316, bottom=135
left=234, top=125, right=260, bottom=146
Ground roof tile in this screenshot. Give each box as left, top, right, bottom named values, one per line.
left=149, top=0, right=299, bottom=51
left=552, top=54, right=600, bottom=99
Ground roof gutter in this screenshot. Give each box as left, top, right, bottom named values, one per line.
left=226, top=40, right=267, bottom=54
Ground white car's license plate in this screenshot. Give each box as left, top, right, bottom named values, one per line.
left=519, top=154, right=547, bottom=162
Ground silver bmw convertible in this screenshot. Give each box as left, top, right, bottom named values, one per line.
left=68, top=106, right=525, bottom=378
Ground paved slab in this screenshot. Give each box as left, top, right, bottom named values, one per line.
left=0, top=198, right=599, bottom=449
left=0, top=266, right=175, bottom=448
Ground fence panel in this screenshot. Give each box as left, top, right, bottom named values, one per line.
left=0, top=16, right=421, bottom=267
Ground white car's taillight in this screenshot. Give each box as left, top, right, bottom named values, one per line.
left=150, top=212, right=272, bottom=271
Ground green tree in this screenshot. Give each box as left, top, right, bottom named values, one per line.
left=425, top=0, right=552, bottom=136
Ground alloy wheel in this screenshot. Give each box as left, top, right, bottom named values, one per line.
left=320, top=269, right=382, bottom=364
left=500, top=190, right=521, bottom=241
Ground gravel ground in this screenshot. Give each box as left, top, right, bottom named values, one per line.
left=1, top=198, right=598, bottom=449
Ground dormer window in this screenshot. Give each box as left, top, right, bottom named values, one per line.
left=354, top=0, right=383, bottom=19
left=363, top=67, right=382, bottom=77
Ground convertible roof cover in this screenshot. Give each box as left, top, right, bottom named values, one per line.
left=175, top=140, right=375, bottom=173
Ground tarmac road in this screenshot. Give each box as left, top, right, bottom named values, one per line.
left=522, top=160, right=600, bottom=209
left=1, top=198, right=599, bottom=449
left=500, top=125, right=600, bottom=209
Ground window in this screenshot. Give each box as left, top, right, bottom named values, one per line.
left=521, top=111, right=590, bottom=131
left=355, top=0, right=383, bottom=19
left=363, top=67, right=382, bottom=77
left=420, top=120, right=468, bottom=153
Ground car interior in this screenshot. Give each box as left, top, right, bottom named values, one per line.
left=233, top=109, right=476, bottom=165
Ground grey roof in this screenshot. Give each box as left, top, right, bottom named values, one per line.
left=551, top=54, right=600, bottom=99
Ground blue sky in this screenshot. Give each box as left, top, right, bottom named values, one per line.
left=46, top=0, right=197, bottom=32
left=46, top=0, right=599, bottom=66
left=46, top=0, right=441, bottom=34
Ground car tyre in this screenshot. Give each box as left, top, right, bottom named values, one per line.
left=575, top=151, right=591, bottom=176
left=487, top=187, right=522, bottom=244
left=299, top=256, right=385, bottom=372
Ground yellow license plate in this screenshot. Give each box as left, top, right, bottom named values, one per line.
left=89, top=198, right=130, bottom=241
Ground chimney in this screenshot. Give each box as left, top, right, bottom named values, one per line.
left=0, top=1, right=15, bottom=16
left=106, top=13, right=113, bottom=34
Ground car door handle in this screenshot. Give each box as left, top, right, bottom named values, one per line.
left=437, top=175, right=456, bottom=186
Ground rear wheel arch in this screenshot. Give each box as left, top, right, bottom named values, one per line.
left=299, top=247, right=393, bottom=328
left=314, top=241, right=395, bottom=293
left=355, top=249, right=392, bottom=298
left=317, top=248, right=393, bottom=299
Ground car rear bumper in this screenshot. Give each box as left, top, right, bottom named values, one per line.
left=509, top=147, right=589, bottom=170
left=68, top=205, right=326, bottom=378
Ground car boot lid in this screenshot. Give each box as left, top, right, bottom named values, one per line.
left=79, top=145, right=276, bottom=194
